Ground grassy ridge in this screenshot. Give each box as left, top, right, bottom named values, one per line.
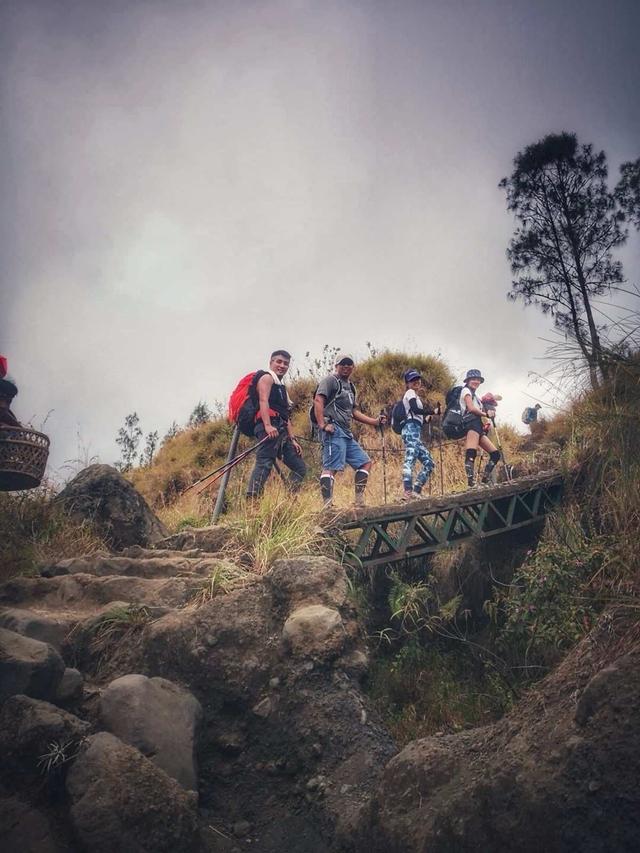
left=130, top=349, right=536, bottom=521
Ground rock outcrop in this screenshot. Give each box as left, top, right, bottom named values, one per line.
left=352, top=607, right=640, bottom=853
left=135, top=554, right=395, bottom=850
left=54, top=464, right=167, bottom=550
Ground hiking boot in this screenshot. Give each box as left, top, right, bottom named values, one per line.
left=354, top=493, right=366, bottom=509
left=400, top=490, right=415, bottom=502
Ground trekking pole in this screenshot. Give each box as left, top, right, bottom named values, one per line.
left=210, top=426, right=241, bottom=522
left=437, top=419, right=444, bottom=495
left=378, top=412, right=388, bottom=505
left=426, top=418, right=433, bottom=495
left=184, top=431, right=269, bottom=499
left=491, top=417, right=513, bottom=482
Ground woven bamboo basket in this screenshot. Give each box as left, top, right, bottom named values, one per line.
left=0, top=425, right=50, bottom=491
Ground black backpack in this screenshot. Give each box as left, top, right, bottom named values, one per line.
left=444, top=385, right=464, bottom=414
left=391, top=400, right=407, bottom=435
left=442, top=384, right=466, bottom=439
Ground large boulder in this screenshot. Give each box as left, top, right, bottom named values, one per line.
left=66, top=732, right=199, bottom=853
left=99, top=673, right=202, bottom=791
left=142, top=585, right=276, bottom=702
left=0, top=628, right=65, bottom=702
left=267, top=556, right=349, bottom=611
left=0, top=573, right=195, bottom=612
left=0, top=695, right=90, bottom=781
left=54, top=464, right=167, bottom=550
left=282, top=604, right=347, bottom=660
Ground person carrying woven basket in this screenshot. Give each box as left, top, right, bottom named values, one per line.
left=0, top=357, right=21, bottom=427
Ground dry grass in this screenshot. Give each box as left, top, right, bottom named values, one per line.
left=0, top=484, right=107, bottom=582
left=220, top=481, right=331, bottom=572
left=188, top=560, right=256, bottom=607
left=69, top=603, right=154, bottom=678
left=567, top=357, right=640, bottom=585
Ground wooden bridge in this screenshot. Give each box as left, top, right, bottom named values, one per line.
left=336, top=471, right=563, bottom=568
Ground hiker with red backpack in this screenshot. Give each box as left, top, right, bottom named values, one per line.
left=313, top=353, right=386, bottom=508
left=244, top=350, right=306, bottom=498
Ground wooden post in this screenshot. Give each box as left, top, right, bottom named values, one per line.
left=211, top=425, right=240, bottom=523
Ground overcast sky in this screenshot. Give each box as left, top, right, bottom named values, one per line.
left=2, top=0, right=639, bottom=478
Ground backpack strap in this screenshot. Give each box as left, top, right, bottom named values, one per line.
left=316, top=375, right=344, bottom=411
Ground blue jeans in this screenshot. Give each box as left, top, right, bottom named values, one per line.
left=321, top=423, right=370, bottom=471
left=401, top=421, right=434, bottom=490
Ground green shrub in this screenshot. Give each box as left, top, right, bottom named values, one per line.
left=486, top=521, right=605, bottom=673
left=368, top=641, right=512, bottom=744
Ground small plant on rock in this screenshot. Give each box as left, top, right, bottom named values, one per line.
left=190, top=562, right=254, bottom=607
left=38, top=736, right=86, bottom=775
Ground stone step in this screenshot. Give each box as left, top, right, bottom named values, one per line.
left=0, top=573, right=201, bottom=613
left=40, top=554, right=243, bottom=582
left=41, top=555, right=205, bottom=580
left=121, top=545, right=207, bottom=560
left=154, top=525, right=232, bottom=554
left=0, top=607, right=77, bottom=650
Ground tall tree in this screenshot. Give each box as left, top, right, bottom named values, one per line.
left=115, top=412, right=142, bottom=472
left=141, top=430, right=159, bottom=468
left=500, top=133, right=627, bottom=388
left=616, top=157, right=640, bottom=231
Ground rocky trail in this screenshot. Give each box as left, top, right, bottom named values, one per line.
left=2, top=465, right=640, bottom=853
left=0, top=517, right=396, bottom=853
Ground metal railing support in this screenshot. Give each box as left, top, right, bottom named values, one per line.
left=211, top=425, right=241, bottom=524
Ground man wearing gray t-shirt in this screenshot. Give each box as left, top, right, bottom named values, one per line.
left=313, top=353, right=386, bottom=508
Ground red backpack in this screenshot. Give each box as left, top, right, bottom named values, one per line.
left=228, top=371, right=266, bottom=436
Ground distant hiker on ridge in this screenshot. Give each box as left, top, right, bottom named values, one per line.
left=522, top=403, right=542, bottom=428
left=246, top=350, right=306, bottom=498
left=313, top=353, right=386, bottom=508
